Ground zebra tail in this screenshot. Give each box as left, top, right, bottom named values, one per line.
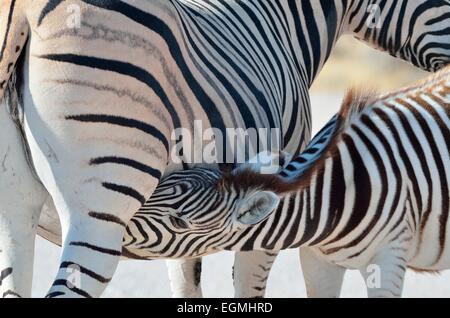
left=0, top=0, right=29, bottom=102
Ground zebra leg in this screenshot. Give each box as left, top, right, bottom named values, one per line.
left=300, top=247, right=346, bottom=298
left=37, top=170, right=165, bottom=298
left=359, top=247, right=408, bottom=298
left=233, top=251, right=277, bottom=298
left=25, top=128, right=166, bottom=298
left=46, top=214, right=128, bottom=298
left=0, top=100, right=48, bottom=298
left=166, top=259, right=203, bottom=298
left=21, top=30, right=170, bottom=296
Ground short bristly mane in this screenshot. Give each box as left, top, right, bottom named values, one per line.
left=375, top=63, right=450, bottom=100
left=217, top=88, right=376, bottom=195
left=272, top=87, right=377, bottom=193
left=337, top=87, right=378, bottom=130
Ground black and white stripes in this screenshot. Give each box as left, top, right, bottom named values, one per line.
left=0, top=0, right=449, bottom=298
left=116, top=66, right=450, bottom=297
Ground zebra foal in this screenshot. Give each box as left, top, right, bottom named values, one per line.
left=229, top=66, right=450, bottom=297
left=122, top=65, right=450, bottom=297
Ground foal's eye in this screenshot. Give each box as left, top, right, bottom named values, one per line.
left=170, top=216, right=189, bottom=230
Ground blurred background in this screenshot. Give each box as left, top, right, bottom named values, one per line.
left=33, top=36, right=450, bottom=298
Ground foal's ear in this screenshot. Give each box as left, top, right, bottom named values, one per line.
left=235, top=191, right=279, bottom=226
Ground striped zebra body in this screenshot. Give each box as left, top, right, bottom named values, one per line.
left=112, top=66, right=450, bottom=298
left=272, top=70, right=450, bottom=270
left=0, top=0, right=449, bottom=298
left=269, top=67, right=450, bottom=297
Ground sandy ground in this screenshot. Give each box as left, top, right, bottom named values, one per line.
left=32, top=94, right=450, bottom=298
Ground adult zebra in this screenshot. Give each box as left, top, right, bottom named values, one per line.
left=0, top=0, right=449, bottom=298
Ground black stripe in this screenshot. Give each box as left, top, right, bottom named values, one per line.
left=51, top=279, right=92, bottom=298
left=383, top=103, right=423, bottom=217
left=427, top=12, right=450, bottom=26
left=166, top=226, right=213, bottom=258
left=409, top=96, right=450, bottom=263
left=237, top=1, right=286, bottom=119
left=377, top=0, right=397, bottom=52
left=123, top=223, right=138, bottom=247
left=394, top=0, right=408, bottom=52
left=40, top=53, right=180, bottom=133
left=102, top=182, right=146, bottom=206
left=302, top=174, right=324, bottom=245
left=326, top=133, right=372, bottom=245
left=90, top=156, right=162, bottom=180
left=265, top=198, right=293, bottom=250
left=282, top=194, right=303, bottom=248
left=0, top=267, right=13, bottom=286
left=37, top=0, right=64, bottom=26
left=45, top=291, right=65, bottom=298
left=70, top=241, right=122, bottom=256
left=319, top=0, right=338, bottom=64
left=186, top=1, right=279, bottom=128
left=349, top=0, right=365, bottom=24
left=132, top=215, right=166, bottom=250
left=187, top=194, right=221, bottom=223
left=60, top=261, right=111, bottom=284
left=288, top=1, right=312, bottom=81
left=197, top=222, right=236, bottom=255
left=128, top=218, right=150, bottom=246
left=261, top=202, right=287, bottom=250
left=88, top=211, right=126, bottom=227
left=174, top=10, right=262, bottom=155
left=80, top=0, right=225, bottom=138
left=335, top=123, right=389, bottom=255
left=2, top=290, right=22, bottom=298
left=0, top=0, right=17, bottom=62
left=65, top=114, right=169, bottom=153
left=310, top=153, right=346, bottom=245
left=224, top=225, right=253, bottom=250
left=218, top=1, right=283, bottom=109
left=392, top=99, right=434, bottom=257
left=369, top=108, right=416, bottom=235
left=121, top=247, right=148, bottom=260
left=301, top=0, right=321, bottom=81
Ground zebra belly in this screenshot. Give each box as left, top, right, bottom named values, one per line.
left=406, top=158, right=450, bottom=270
left=407, top=213, right=450, bottom=271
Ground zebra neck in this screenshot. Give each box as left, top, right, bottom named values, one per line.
left=346, top=0, right=450, bottom=71
left=346, top=0, right=401, bottom=53
left=279, top=148, right=348, bottom=249
left=273, top=114, right=344, bottom=248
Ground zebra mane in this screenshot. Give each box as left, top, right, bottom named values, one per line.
left=375, top=63, right=450, bottom=101
left=280, top=66, right=450, bottom=192
left=335, top=63, right=450, bottom=132
left=216, top=89, right=376, bottom=195
left=271, top=88, right=377, bottom=193
left=339, top=87, right=377, bottom=128
left=215, top=168, right=289, bottom=194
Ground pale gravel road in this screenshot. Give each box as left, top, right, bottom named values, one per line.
left=32, top=94, right=450, bottom=298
